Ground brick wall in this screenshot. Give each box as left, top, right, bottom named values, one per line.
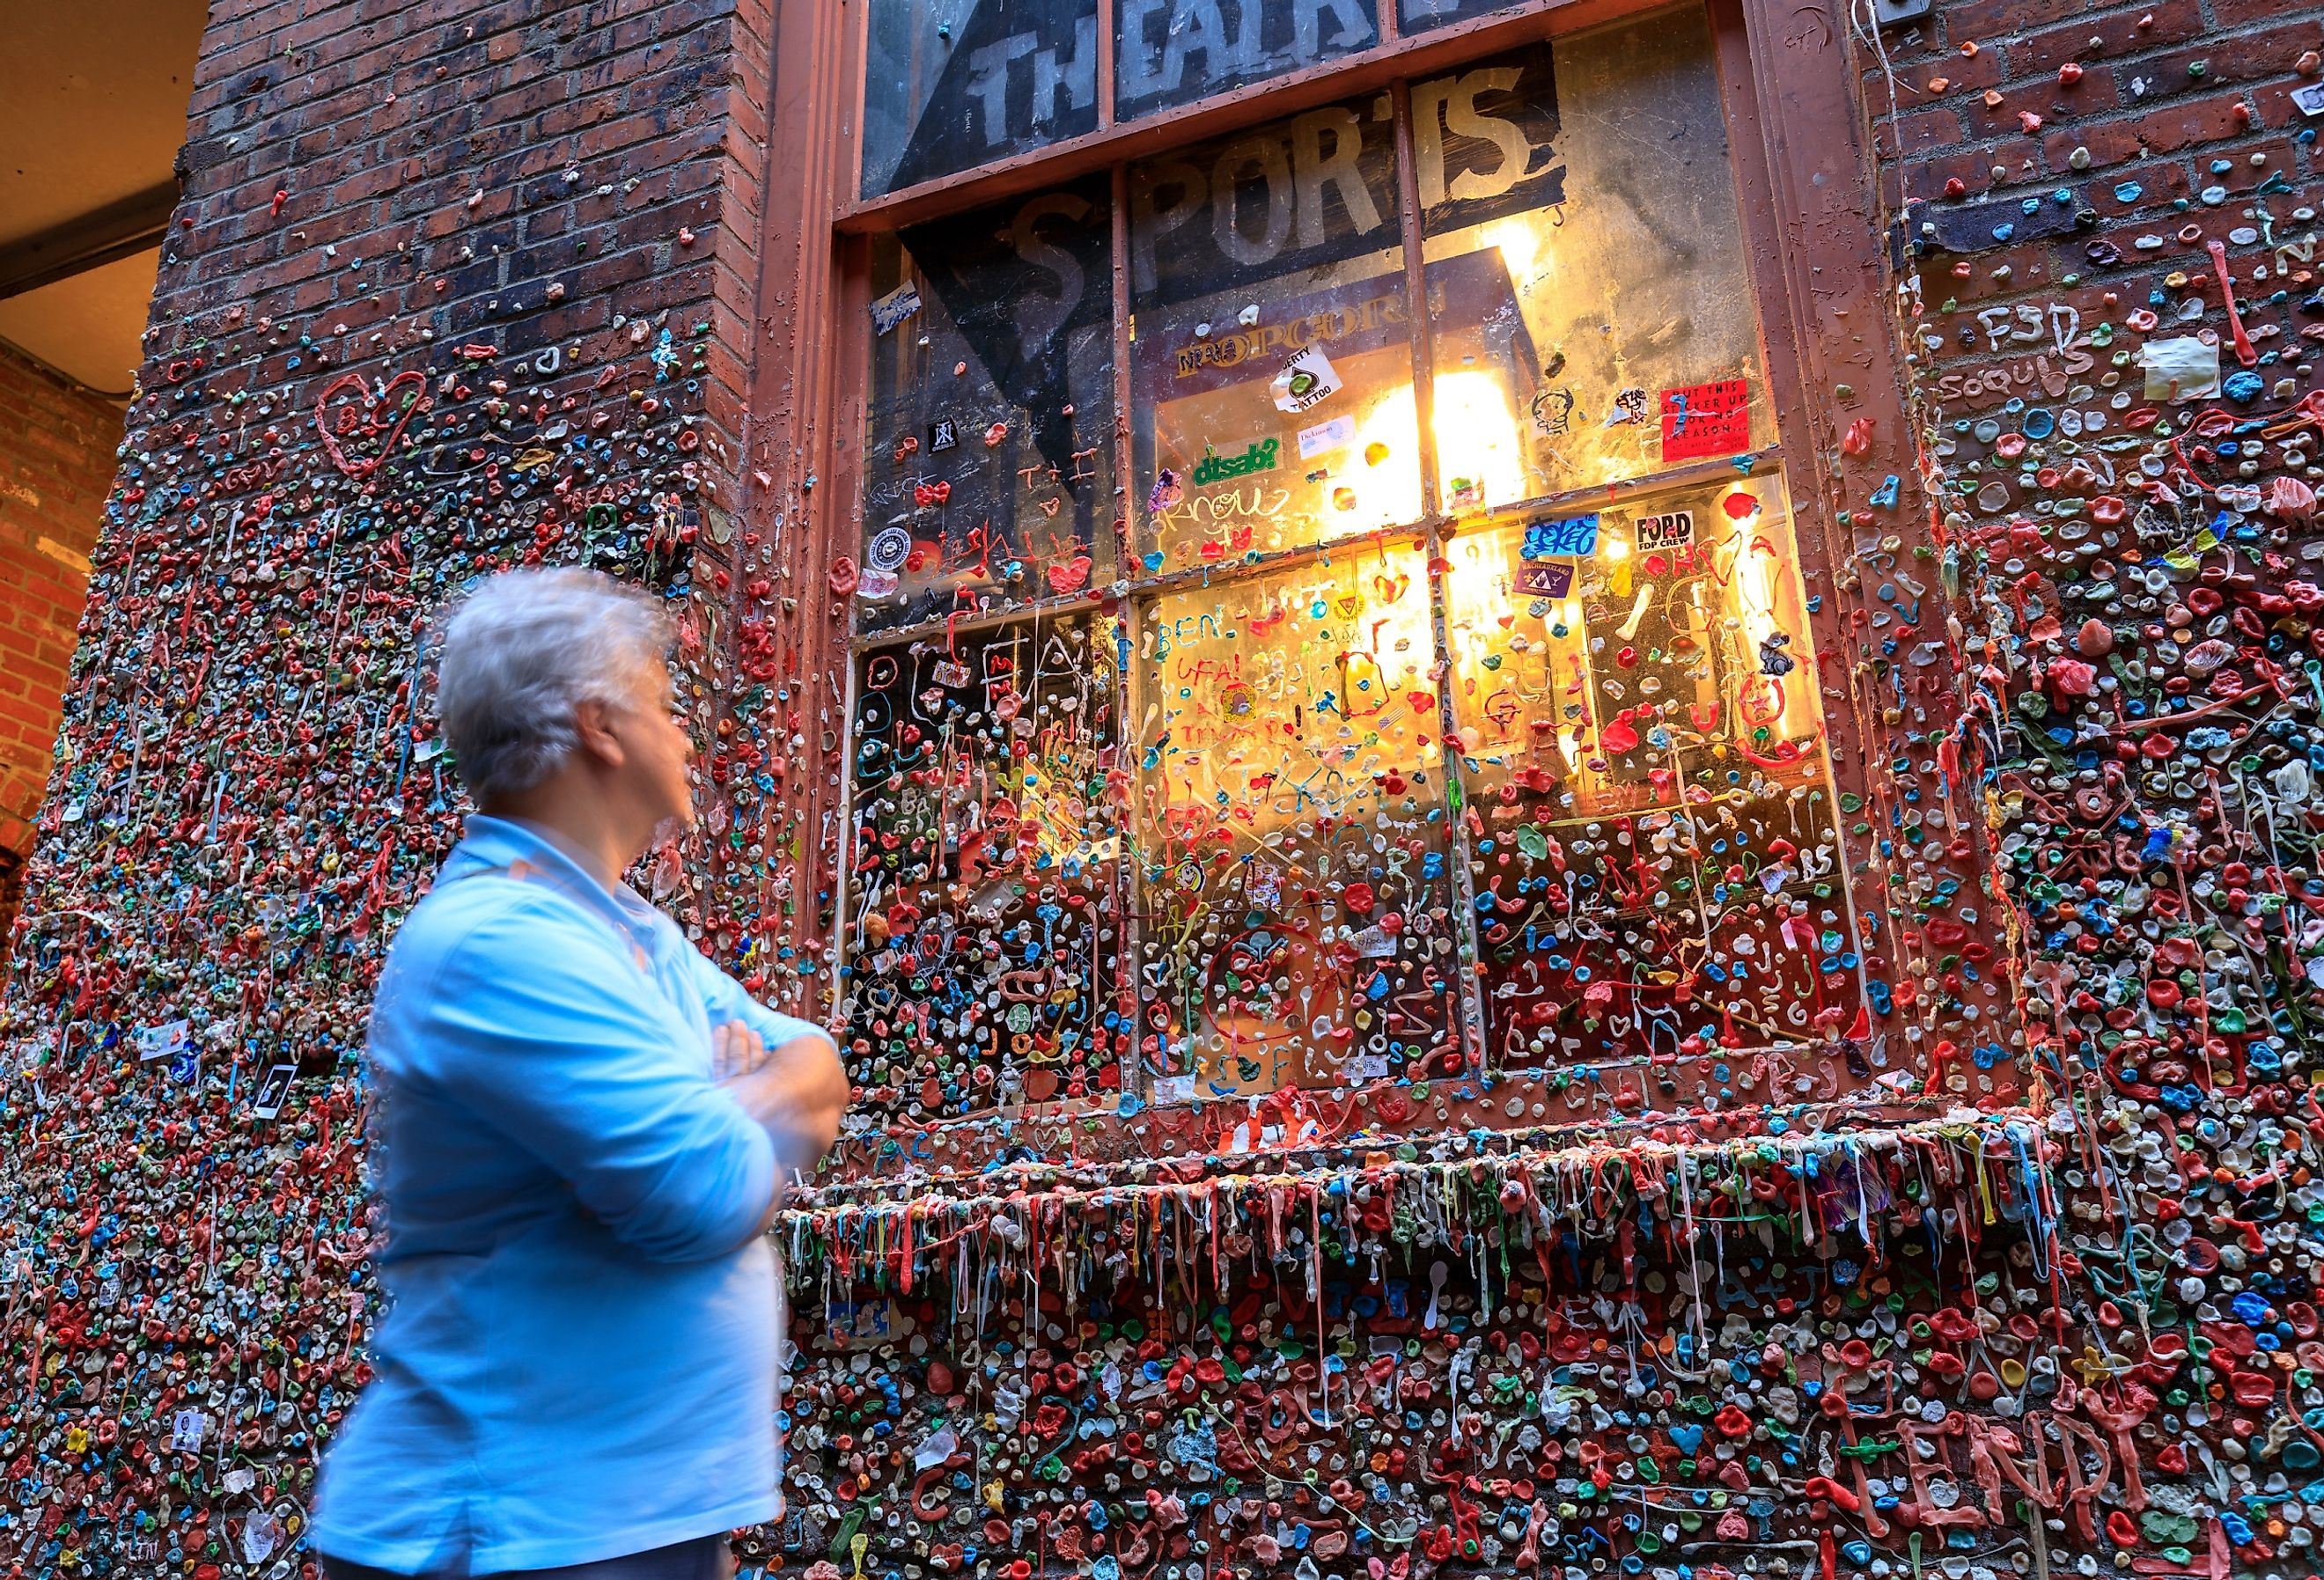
left=1859, top=0, right=2324, bottom=1572
left=0, top=0, right=789, bottom=1570
left=0, top=342, right=115, bottom=921
left=4, top=0, right=2320, bottom=1576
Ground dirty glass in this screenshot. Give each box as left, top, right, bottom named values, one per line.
left=1133, top=544, right=1460, bottom=1097
left=1115, top=0, right=1381, bottom=123
left=1128, top=94, right=1419, bottom=577
left=858, top=180, right=1116, bottom=633
left=1397, top=0, right=1523, bottom=37
left=1417, top=10, right=1774, bottom=508
left=839, top=616, right=1123, bottom=1120
left=1440, top=474, right=1858, bottom=1076
left=862, top=0, right=1102, bottom=197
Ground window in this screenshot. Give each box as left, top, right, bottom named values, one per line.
left=863, top=0, right=1103, bottom=195
left=836, top=1, right=1863, bottom=1123
left=1442, top=474, right=1852, bottom=1073
left=859, top=181, right=1116, bottom=630
left=1129, top=88, right=1414, bottom=569
left=843, top=615, right=1123, bottom=1116
left=1117, top=0, right=1382, bottom=121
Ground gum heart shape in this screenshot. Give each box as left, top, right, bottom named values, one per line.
left=1666, top=1423, right=1704, bottom=1455
left=315, top=370, right=426, bottom=480
left=1046, top=555, right=1093, bottom=594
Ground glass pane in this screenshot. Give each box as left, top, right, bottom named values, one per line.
left=1399, top=0, right=1522, bottom=38
left=1441, top=474, right=1859, bottom=1077
left=858, top=181, right=1117, bottom=633
left=840, top=617, right=1124, bottom=1121
left=1416, top=10, right=1775, bottom=507
left=1134, top=544, right=1460, bottom=1097
left=1128, top=96, right=1417, bottom=577
left=862, top=0, right=1102, bottom=197
left=1116, top=0, right=1381, bottom=123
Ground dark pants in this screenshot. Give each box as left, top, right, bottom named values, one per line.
left=320, top=1536, right=732, bottom=1580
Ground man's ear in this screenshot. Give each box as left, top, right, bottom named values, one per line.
left=570, top=695, right=629, bottom=769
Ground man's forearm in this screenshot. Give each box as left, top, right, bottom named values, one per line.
left=726, top=1034, right=849, bottom=1181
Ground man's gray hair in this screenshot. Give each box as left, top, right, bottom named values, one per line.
left=434, top=568, right=672, bottom=805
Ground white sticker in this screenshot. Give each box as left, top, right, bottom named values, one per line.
left=867, top=524, right=914, bottom=574
left=1350, top=925, right=1397, bottom=959
left=1349, top=1052, right=1391, bottom=1080
left=870, top=283, right=922, bottom=335
left=2293, top=81, right=2324, bottom=118
left=1151, top=1074, right=1195, bottom=1105
left=915, top=1426, right=960, bottom=1471
left=1270, top=346, right=1343, bottom=414
left=240, top=1510, right=281, bottom=1564
left=1297, top=415, right=1355, bottom=458
left=2138, top=334, right=2221, bottom=401
left=136, top=1020, right=190, bottom=1062
left=251, top=1062, right=298, bottom=1121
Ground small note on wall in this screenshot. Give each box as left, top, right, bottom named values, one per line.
left=1658, top=378, right=1750, bottom=461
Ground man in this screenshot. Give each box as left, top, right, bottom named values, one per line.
left=315, top=569, right=849, bottom=1579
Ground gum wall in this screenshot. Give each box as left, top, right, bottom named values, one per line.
left=4, top=4, right=2324, bottom=1580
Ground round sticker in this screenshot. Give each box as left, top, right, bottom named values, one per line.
left=868, top=525, right=913, bottom=574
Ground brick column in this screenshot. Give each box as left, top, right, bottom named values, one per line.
left=0, top=342, right=115, bottom=930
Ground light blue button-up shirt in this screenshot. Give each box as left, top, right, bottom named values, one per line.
left=315, top=816, right=831, bottom=1573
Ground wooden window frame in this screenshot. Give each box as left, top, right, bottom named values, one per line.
left=748, top=0, right=1982, bottom=1138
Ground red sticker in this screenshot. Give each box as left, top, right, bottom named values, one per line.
left=1658, top=378, right=1751, bottom=461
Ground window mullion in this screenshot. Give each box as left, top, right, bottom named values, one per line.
left=1388, top=79, right=1438, bottom=523
left=1391, top=75, right=1490, bottom=1082
left=1425, top=510, right=1493, bottom=1081
left=845, top=0, right=873, bottom=205
left=1108, top=161, right=1147, bottom=1103
left=1097, top=0, right=1117, bottom=129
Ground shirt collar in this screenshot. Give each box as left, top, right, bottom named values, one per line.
left=445, top=815, right=659, bottom=944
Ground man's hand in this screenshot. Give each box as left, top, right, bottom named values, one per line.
left=716, top=1030, right=849, bottom=1182
left=715, top=1025, right=849, bottom=1244
left=711, top=1020, right=773, bottom=1080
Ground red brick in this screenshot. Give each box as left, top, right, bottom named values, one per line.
left=1945, top=0, right=2099, bottom=45
left=2130, top=89, right=2263, bottom=154
left=2212, top=0, right=2324, bottom=22
left=2255, top=78, right=2324, bottom=130
left=2038, top=85, right=2255, bottom=171
left=2013, top=1, right=2209, bottom=80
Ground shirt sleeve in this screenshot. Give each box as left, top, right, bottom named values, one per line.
left=421, top=898, right=777, bottom=1263
left=681, top=944, right=842, bottom=1061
